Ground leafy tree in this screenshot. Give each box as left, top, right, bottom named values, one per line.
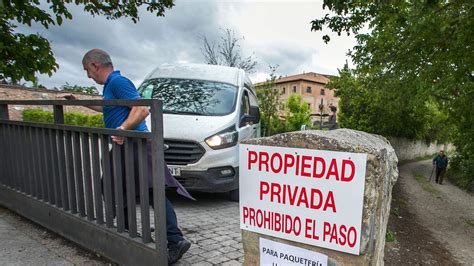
left=0, top=0, right=174, bottom=84
left=328, top=65, right=434, bottom=139
left=424, top=100, right=452, bottom=144
left=284, top=94, right=311, bottom=132
left=201, top=28, right=257, bottom=73
left=312, top=0, right=473, bottom=189
left=256, top=66, right=285, bottom=136
left=447, top=90, right=474, bottom=190
left=31, top=78, right=48, bottom=90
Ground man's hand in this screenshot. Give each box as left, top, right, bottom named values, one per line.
left=57, top=93, right=104, bottom=112
left=112, top=126, right=125, bottom=145
left=56, top=93, right=77, bottom=100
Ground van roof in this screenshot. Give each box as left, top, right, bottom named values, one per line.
left=145, top=63, right=246, bottom=87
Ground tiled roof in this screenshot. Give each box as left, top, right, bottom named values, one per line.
left=275, top=72, right=330, bottom=84
left=255, top=72, right=333, bottom=87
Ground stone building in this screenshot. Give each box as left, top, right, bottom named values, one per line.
left=255, top=72, right=339, bottom=125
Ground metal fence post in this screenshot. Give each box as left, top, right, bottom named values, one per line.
left=150, top=99, right=167, bottom=263
left=53, top=105, right=64, bottom=124
left=0, top=104, right=8, bottom=120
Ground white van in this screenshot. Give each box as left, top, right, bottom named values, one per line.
left=138, top=64, right=260, bottom=201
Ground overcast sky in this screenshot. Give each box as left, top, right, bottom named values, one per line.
left=20, top=0, right=356, bottom=89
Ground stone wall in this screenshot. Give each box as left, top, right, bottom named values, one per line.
left=0, top=85, right=101, bottom=121
left=387, top=137, right=455, bottom=161
left=241, top=129, right=399, bottom=265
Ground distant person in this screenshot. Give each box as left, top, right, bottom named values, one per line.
left=432, top=150, right=448, bottom=184
left=59, top=49, right=191, bottom=264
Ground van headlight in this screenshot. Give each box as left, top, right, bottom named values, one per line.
left=205, top=126, right=239, bottom=150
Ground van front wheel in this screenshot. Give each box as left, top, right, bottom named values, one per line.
left=229, top=189, right=239, bottom=202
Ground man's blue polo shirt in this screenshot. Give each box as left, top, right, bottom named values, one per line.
left=102, top=70, right=148, bottom=132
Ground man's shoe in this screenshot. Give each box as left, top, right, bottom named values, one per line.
left=168, top=239, right=191, bottom=264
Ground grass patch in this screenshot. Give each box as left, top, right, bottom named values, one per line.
left=390, top=205, right=400, bottom=217
left=415, top=154, right=437, bottom=161
left=413, top=172, right=441, bottom=197
left=465, top=219, right=474, bottom=227
left=385, top=229, right=396, bottom=242
left=399, top=153, right=436, bottom=165
left=446, top=166, right=474, bottom=193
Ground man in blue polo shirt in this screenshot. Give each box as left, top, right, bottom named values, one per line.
left=60, top=49, right=191, bottom=264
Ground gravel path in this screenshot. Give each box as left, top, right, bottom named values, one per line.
left=0, top=206, right=110, bottom=265
left=398, top=160, right=474, bottom=265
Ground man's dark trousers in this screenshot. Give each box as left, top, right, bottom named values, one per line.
left=435, top=167, right=446, bottom=184
left=106, top=140, right=184, bottom=246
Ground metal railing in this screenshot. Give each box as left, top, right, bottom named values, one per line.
left=0, top=99, right=167, bottom=265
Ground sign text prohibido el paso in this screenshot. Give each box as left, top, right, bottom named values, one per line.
left=239, top=144, right=367, bottom=255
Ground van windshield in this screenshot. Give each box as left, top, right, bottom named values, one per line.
left=138, top=78, right=237, bottom=116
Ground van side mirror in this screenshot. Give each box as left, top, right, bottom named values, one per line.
left=241, top=106, right=260, bottom=126
left=250, top=106, right=260, bottom=123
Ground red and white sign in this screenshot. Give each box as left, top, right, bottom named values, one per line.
left=239, top=144, right=367, bottom=255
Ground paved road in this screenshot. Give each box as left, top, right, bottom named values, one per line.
left=0, top=206, right=109, bottom=265
left=0, top=210, right=71, bottom=266
left=170, top=191, right=243, bottom=266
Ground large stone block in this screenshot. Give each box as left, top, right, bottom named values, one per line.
left=241, top=129, right=398, bottom=265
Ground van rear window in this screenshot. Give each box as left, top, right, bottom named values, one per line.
left=138, top=78, right=237, bottom=116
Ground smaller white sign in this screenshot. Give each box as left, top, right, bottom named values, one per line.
left=260, top=238, right=328, bottom=266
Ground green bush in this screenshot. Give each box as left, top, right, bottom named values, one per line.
left=64, top=112, right=88, bottom=126
left=22, top=109, right=104, bottom=128
left=22, top=109, right=53, bottom=123
left=446, top=153, right=474, bottom=192
left=87, top=114, right=105, bottom=128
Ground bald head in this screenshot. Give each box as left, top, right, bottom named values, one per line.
left=82, top=49, right=113, bottom=67
left=82, top=49, right=114, bottom=85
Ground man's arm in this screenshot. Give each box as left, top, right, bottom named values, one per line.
left=56, top=93, right=103, bottom=112
left=119, top=106, right=149, bottom=130
left=111, top=106, right=149, bottom=145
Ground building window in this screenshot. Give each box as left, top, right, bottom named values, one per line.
left=293, top=86, right=297, bottom=93
left=306, top=86, right=312, bottom=93
left=320, top=89, right=325, bottom=95
left=282, top=87, right=286, bottom=94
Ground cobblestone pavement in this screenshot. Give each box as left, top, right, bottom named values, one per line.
left=169, top=191, right=243, bottom=266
